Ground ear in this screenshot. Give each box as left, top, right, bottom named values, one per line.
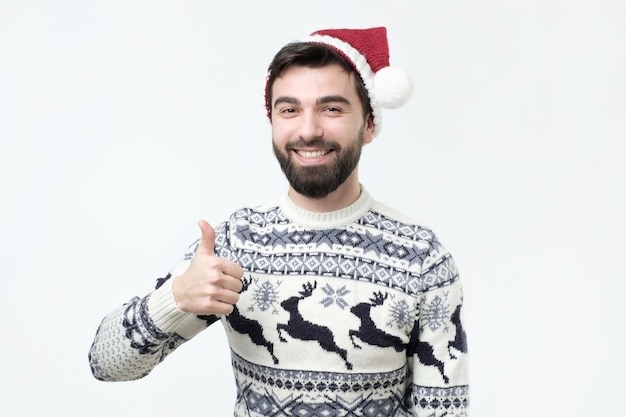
left=362, top=113, right=375, bottom=144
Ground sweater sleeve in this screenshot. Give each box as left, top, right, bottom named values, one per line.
left=408, top=249, right=470, bottom=416
left=88, top=247, right=219, bottom=382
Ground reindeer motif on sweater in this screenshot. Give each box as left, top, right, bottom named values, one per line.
left=223, top=276, right=462, bottom=386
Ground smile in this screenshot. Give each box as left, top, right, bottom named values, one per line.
left=295, top=149, right=332, bottom=159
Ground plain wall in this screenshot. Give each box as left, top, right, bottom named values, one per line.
left=1, top=1, right=624, bottom=416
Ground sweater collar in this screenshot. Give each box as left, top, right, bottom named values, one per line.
left=279, top=186, right=374, bottom=230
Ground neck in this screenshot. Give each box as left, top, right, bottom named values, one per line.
left=288, top=170, right=362, bottom=213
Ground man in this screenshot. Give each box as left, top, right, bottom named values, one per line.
left=89, top=27, right=470, bottom=417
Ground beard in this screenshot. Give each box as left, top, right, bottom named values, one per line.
left=273, top=127, right=365, bottom=199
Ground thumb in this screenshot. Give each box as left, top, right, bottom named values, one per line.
left=197, top=219, right=216, bottom=256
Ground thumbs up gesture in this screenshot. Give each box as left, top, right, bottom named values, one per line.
left=172, top=220, right=244, bottom=315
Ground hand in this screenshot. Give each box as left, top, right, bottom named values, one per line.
left=172, top=220, right=244, bottom=315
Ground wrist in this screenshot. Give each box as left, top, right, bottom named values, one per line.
left=147, top=277, right=190, bottom=332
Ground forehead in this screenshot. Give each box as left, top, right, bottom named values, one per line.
left=272, top=64, right=359, bottom=100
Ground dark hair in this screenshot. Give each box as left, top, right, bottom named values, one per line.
left=265, top=42, right=372, bottom=118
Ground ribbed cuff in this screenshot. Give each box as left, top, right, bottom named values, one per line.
left=146, top=277, right=208, bottom=339
left=146, top=278, right=189, bottom=332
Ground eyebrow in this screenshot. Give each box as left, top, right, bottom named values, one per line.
left=318, top=95, right=351, bottom=106
left=273, top=95, right=352, bottom=109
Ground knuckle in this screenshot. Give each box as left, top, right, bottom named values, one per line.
left=204, top=286, right=220, bottom=299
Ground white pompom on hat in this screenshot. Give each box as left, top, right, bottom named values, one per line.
left=266, top=27, right=413, bottom=137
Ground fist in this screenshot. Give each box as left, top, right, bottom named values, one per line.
left=172, top=220, right=244, bottom=315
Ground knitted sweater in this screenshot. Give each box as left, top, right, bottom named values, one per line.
left=89, top=188, right=470, bottom=417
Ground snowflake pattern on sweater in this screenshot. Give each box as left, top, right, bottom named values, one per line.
left=89, top=189, right=470, bottom=416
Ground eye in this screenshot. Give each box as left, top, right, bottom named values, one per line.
left=279, top=107, right=297, bottom=114
left=324, top=106, right=341, bottom=113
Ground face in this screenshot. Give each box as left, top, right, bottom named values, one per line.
left=270, top=64, right=374, bottom=199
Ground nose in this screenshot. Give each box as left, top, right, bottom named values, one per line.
left=297, top=111, right=324, bottom=141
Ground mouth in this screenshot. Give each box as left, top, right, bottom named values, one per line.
left=284, top=139, right=339, bottom=165
left=294, top=149, right=333, bottom=159
left=291, top=148, right=335, bottom=165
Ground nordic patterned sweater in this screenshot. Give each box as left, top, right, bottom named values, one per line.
left=89, top=188, right=470, bottom=417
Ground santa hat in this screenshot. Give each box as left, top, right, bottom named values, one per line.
left=267, top=26, right=413, bottom=137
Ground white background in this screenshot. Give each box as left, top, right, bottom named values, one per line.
left=1, top=1, right=624, bottom=416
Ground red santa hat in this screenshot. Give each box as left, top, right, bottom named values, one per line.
left=267, top=26, right=413, bottom=137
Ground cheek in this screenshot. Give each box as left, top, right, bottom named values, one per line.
left=271, top=120, right=295, bottom=143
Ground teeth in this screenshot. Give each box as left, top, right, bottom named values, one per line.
left=298, top=150, right=329, bottom=158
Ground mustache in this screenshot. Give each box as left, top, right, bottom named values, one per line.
left=285, top=138, right=340, bottom=150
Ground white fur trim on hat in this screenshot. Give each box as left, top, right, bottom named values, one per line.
left=302, top=34, right=411, bottom=137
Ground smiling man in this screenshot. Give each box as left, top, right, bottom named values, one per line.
left=89, top=27, right=470, bottom=417
left=271, top=62, right=371, bottom=207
